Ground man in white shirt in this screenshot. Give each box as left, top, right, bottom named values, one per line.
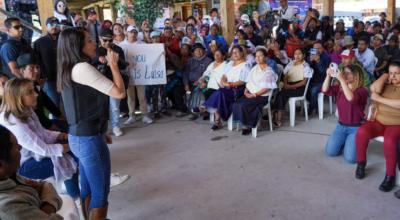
left=355, top=36, right=377, bottom=81
left=278, top=0, right=296, bottom=21
left=119, top=25, right=153, bottom=125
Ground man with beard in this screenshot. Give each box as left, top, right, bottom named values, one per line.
left=33, top=17, right=61, bottom=107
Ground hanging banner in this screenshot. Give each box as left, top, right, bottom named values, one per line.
left=124, top=43, right=167, bottom=85
left=269, top=0, right=313, bottom=17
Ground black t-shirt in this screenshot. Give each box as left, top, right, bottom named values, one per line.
left=34, top=84, right=62, bottom=129
left=384, top=45, right=400, bottom=62
left=33, top=35, right=58, bottom=81
left=248, top=34, right=264, bottom=47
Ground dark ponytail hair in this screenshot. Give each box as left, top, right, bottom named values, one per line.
left=57, top=27, right=90, bottom=92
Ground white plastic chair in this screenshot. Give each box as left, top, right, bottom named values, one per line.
left=318, top=92, right=333, bottom=120
left=288, top=77, right=311, bottom=127
left=251, top=89, right=274, bottom=138
left=367, top=105, right=400, bottom=186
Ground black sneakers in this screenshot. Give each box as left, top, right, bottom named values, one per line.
left=379, top=175, right=396, bottom=192
left=355, top=161, right=366, bottom=179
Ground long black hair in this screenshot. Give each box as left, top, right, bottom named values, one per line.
left=0, top=125, right=13, bottom=162
left=57, top=27, right=90, bottom=92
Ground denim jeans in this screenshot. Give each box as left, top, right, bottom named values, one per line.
left=308, top=83, right=322, bottom=112
left=68, top=134, right=110, bottom=209
left=109, top=98, right=120, bottom=128
left=18, top=154, right=80, bottom=199
left=43, top=81, right=61, bottom=107
left=325, top=124, right=359, bottom=164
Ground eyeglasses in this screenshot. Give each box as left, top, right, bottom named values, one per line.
left=101, top=38, right=113, bottom=43
left=12, top=25, right=23, bottom=30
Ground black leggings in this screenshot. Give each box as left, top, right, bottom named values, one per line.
left=273, top=86, right=305, bottom=111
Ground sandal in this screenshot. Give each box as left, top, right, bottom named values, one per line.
left=273, top=121, right=282, bottom=128
left=211, top=120, right=222, bottom=131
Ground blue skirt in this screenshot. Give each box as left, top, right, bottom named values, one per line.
left=204, top=86, right=245, bottom=121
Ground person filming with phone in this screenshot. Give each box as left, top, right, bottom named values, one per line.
left=322, top=64, right=368, bottom=163
left=308, top=41, right=330, bottom=116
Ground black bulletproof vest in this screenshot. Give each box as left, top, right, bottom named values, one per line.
left=62, top=78, right=109, bottom=136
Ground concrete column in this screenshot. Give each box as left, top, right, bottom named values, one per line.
left=37, top=0, right=55, bottom=34
left=220, top=0, right=235, bottom=44
left=322, top=0, right=334, bottom=17
left=388, top=0, right=396, bottom=23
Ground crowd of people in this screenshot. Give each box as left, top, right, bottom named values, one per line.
left=0, top=0, right=400, bottom=218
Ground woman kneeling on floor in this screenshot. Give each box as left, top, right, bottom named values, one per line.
left=232, top=47, right=278, bottom=135
left=322, top=64, right=368, bottom=163
left=355, top=62, right=400, bottom=193
left=272, top=49, right=313, bottom=127
left=203, top=45, right=250, bottom=130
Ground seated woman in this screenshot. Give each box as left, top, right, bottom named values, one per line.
left=323, top=64, right=368, bottom=163
left=355, top=62, right=400, bottom=193
left=203, top=45, right=250, bottom=130
left=268, top=40, right=290, bottom=66
left=0, top=125, right=79, bottom=219
left=0, top=78, right=79, bottom=199
left=272, top=49, right=313, bottom=127
left=191, top=48, right=228, bottom=118
left=232, top=47, right=278, bottom=135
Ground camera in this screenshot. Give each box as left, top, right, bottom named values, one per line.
left=310, top=48, right=317, bottom=56
left=329, top=63, right=339, bottom=77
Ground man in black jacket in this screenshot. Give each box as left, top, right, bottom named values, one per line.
left=17, top=53, right=65, bottom=131
left=34, top=17, right=61, bottom=107
left=92, top=28, right=128, bottom=137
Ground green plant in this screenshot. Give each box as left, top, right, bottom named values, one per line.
left=112, top=0, right=174, bottom=28
left=238, top=3, right=257, bottom=16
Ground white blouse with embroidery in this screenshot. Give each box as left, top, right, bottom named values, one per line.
left=246, top=65, right=278, bottom=96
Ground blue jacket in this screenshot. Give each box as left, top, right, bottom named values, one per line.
left=204, top=34, right=228, bottom=53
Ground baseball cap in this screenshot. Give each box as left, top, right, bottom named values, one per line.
left=17, top=53, right=39, bottom=68
left=389, top=35, right=399, bottom=42
left=373, top=34, right=384, bottom=42
left=46, top=17, right=59, bottom=26
left=126, top=25, right=138, bottom=32
left=343, top=36, right=355, bottom=47
left=181, top=37, right=191, bottom=46
left=192, top=43, right=205, bottom=51
left=340, top=49, right=355, bottom=59
left=88, top=8, right=97, bottom=15
left=100, top=28, right=113, bottom=38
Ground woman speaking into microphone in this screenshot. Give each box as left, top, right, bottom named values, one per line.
left=57, top=27, right=125, bottom=219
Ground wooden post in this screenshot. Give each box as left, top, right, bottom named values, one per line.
left=0, top=0, right=6, bottom=30
left=37, top=0, right=55, bottom=34
left=388, top=0, right=396, bottom=23
left=322, top=0, right=334, bottom=17
left=220, top=0, right=235, bottom=44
